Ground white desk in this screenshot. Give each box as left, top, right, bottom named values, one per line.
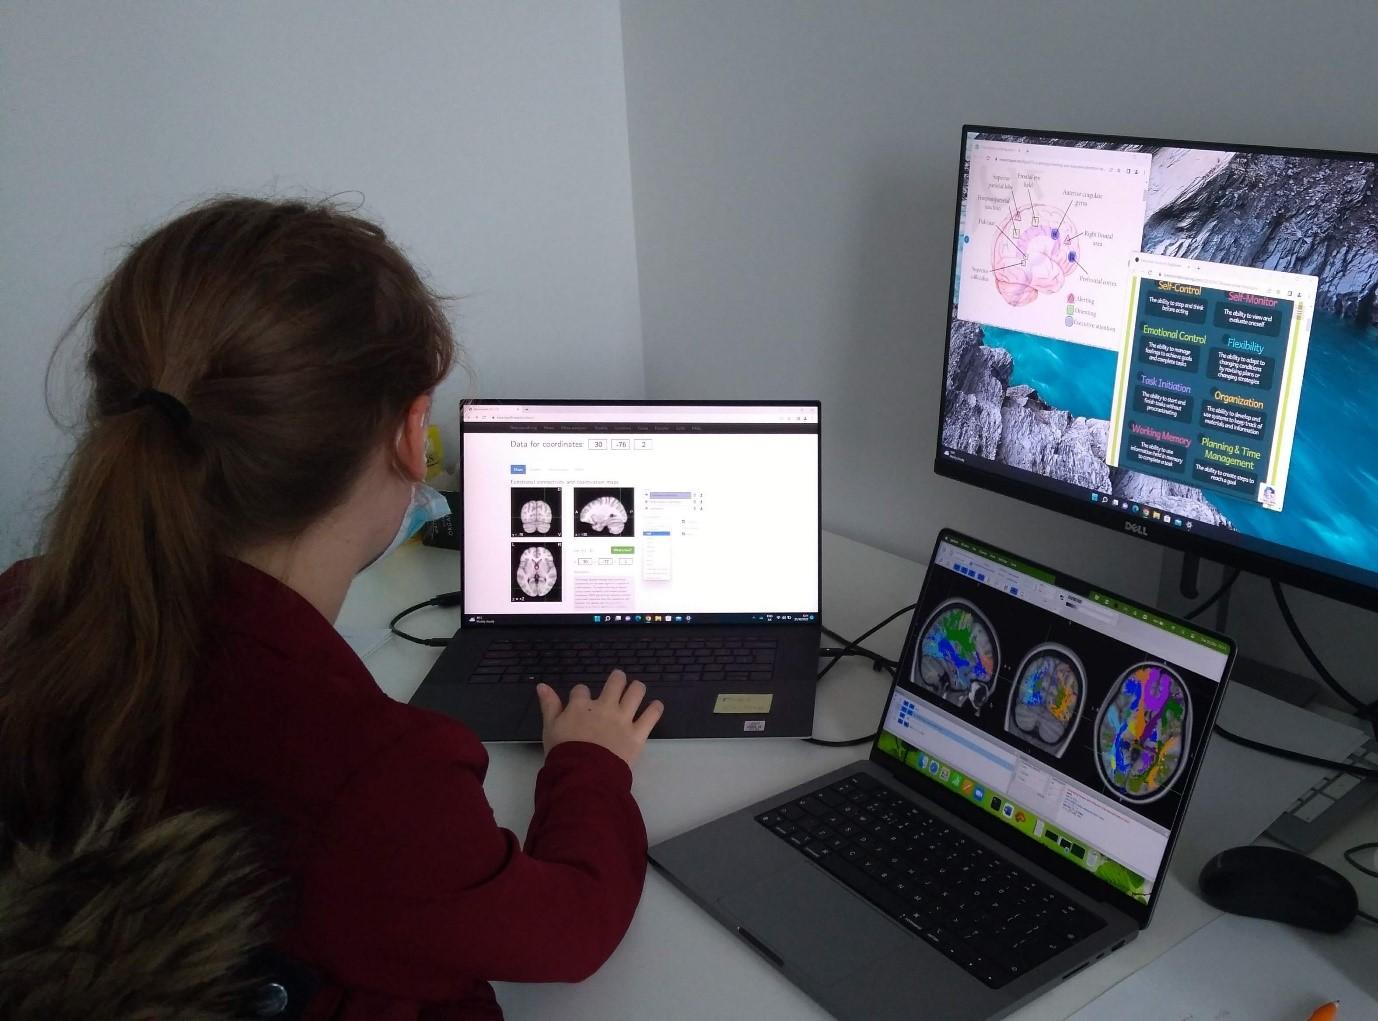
left=338, top=533, right=1378, bottom=1020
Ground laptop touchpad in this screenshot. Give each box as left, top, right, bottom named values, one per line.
left=717, top=863, right=905, bottom=986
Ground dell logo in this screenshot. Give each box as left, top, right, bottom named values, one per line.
left=1124, top=521, right=1149, bottom=537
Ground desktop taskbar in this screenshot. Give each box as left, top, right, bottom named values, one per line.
left=463, top=611, right=819, bottom=627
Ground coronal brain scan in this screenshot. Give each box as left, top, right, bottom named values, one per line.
left=913, top=599, right=1000, bottom=714
left=1004, top=644, right=1085, bottom=758
left=515, top=546, right=558, bottom=598
left=579, top=495, right=628, bottom=535
left=519, top=499, right=553, bottom=534
left=1095, top=663, right=1192, bottom=804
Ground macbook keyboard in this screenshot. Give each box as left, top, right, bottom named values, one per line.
left=471, top=635, right=777, bottom=686
left=757, top=772, right=1105, bottom=989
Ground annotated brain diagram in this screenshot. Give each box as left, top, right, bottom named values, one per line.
left=520, top=500, right=553, bottom=534
left=579, top=495, right=628, bottom=535
left=992, top=203, right=1080, bottom=307
left=515, top=546, right=558, bottom=598
left=1095, top=663, right=1191, bottom=804
left=913, top=599, right=1000, bottom=714
left=1005, top=644, right=1085, bottom=758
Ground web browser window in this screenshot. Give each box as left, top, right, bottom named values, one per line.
left=878, top=536, right=1230, bottom=907
left=461, top=403, right=821, bottom=625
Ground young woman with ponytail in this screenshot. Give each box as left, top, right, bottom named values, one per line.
left=0, top=197, right=662, bottom=1019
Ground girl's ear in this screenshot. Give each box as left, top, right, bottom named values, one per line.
left=397, top=393, right=432, bottom=481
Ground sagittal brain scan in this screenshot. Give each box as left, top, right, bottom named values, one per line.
left=913, top=599, right=1000, bottom=714
left=1004, top=643, right=1085, bottom=757
left=510, top=487, right=562, bottom=539
left=573, top=487, right=634, bottom=538
left=511, top=542, right=562, bottom=602
left=520, top=500, right=553, bottom=534
left=1095, top=663, right=1191, bottom=804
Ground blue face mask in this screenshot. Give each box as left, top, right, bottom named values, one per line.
left=369, top=482, right=451, bottom=567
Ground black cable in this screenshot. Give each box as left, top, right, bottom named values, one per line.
left=1213, top=723, right=1378, bottom=780
left=1341, top=842, right=1378, bottom=924
left=1271, top=580, right=1367, bottom=712
left=814, top=603, right=915, bottom=685
left=1343, top=841, right=1378, bottom=879
left=1184, top=567, right=1240, bottom=621
left=818, top=646, right=894, bottom=671
left=805, top=603, right=914, bottom=748
left=821, top=625, right=898, bottom=671
left=805, top=730, right=883, bottom=748
left=388, top=590, right=463, bottom=647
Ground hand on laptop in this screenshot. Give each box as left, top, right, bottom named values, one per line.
left=536, top=669, right=664, bottom=767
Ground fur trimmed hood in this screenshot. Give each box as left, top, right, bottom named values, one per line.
left=0, top=799, right=279, bottom=1020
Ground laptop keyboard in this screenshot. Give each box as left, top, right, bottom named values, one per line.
left=471, top=635, right=777, bottom=686
left=756, top=772, right=1106, bottom=989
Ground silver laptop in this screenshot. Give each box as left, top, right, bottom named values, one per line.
left=651, top=529, right=1235, bottom=1021
left=411, top=400, right=823, bottom=741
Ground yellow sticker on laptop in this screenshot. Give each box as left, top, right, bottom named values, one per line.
left=714, top=693, right=773, bottom=714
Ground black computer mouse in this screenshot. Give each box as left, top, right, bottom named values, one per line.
left=1198, top=844, right=1357, bottom=933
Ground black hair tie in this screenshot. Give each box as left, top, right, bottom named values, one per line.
left=133, top=388, right=192, bottom=431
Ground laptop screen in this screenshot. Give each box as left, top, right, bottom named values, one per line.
left=877, top=533, right=1231, bottom=913
left=460, top=401, right=821, bottom=626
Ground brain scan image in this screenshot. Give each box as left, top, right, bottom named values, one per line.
left=1095, top=663, right=1192, bottom=804
left=1004, top=644, right=1085, bottom=758
left=912, top=599, right=1000, bottom=715
left=520, top=499, right=553, bottom=534
left=579, top=495, right=628, bottom=535
left=512, top=544, right=560, bottom=600
left=510, top=488, right=562, bottom=538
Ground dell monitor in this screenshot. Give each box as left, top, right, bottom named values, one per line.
left=936, top=125, right=1378, bottom=612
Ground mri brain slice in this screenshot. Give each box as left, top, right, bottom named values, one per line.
left=520, top=499, right=553, bottom=534
left=515, top=545, right=558, bottom=598
left=914, top=600, right=999, bottom=714
left=579, top=495, right=628, bottom=535
left=1095, top=663, right=1191, bottom=804
left=1006, top=644, right=1085, bottom=757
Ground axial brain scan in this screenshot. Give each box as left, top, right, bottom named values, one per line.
left=520, top=499, right=553, bottom=534
left=914, top=600, right=999, bottom=714
left=579, top=495, right=628, bottom=535
left=515, top=546, right=558, bottom=598
left=1095, top=663, right=1191, bottom=804
left=1005, top=645, right=1085, bottom=757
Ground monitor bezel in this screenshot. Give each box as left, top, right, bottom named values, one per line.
left=458, top=397, right=823, bottom=626
left=870, top=527, right=1237, bottom=928
left=934, top=124, right=1378, bottom=613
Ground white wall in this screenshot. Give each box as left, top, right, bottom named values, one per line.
left=619, top=0, right=1378, bottom=635
left=0, top=1, right=644, bottom=561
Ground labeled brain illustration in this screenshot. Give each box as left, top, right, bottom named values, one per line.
left=1095, top=663, right=1191, bottom=804
left=520, top=499, right=553, bottom=534
left=515, top=546, right=558, bottom=598
left=913, top=599, right=999, bottom=714
left=1006, top=644, right=1085, bottom=758
left=992, top=204, right=1080, bottom=307
left=579, top=495, right=628, bottom=535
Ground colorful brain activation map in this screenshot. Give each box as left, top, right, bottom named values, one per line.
left=914, top=599, right=1000, bottom=714
left=1005, top=644, right=1085, bottom=758
left=1108, top=254, right=1317, bottom=512
left=1094, top=663, right=1192, bottom=804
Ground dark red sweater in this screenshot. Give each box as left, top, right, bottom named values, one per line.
left=0, top=559, right=647, bottom=1019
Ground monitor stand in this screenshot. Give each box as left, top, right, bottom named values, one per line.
left=1179, top=554, right=1319, bottom=709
